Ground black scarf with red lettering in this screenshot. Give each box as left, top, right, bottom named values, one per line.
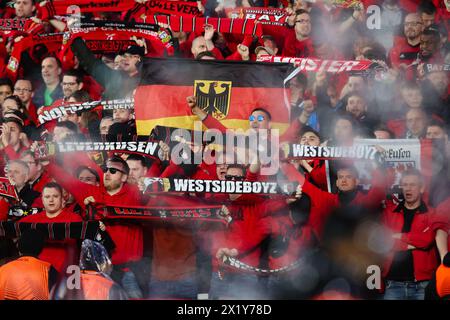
left=102, top=204, right=232, bottom=228
left=0, top=221, right=100, bottom=240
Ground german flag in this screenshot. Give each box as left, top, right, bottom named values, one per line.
left=134, top=58, right=294, bottom=136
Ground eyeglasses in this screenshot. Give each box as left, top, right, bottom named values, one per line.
left=101, top=166, right=126, bottom=175
left=404, top=22, right=422, bottom=27
left=14, top=88, right=32, bottom=93
left=249, top=115, right=265, bottom=122
left=62, top=82, right=77, bottom=87
left=225, top=175, right=244, bottom=181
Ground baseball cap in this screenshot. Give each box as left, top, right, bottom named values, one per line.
left=255, top=46, right=275, bottom=56
left=124, top=45, right=145, bottom=57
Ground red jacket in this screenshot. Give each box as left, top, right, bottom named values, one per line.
left=30, top=170, right=52, bottom=194
left=20, top=209, right=83, bottom=273
left=210, top=195, right=287, bottom=271
left=435, top=197, right=450, bottom=249
left=47, top=162, right=144, bottom=265
left=268, top=213, right=316, bottom=270
left=281, top=162, right=385, bottom=238
left=381, top=200, right=442, bottom=281
left=0, top=198, right=9, bottom=221
left=26, top=101, right=39, bottom=125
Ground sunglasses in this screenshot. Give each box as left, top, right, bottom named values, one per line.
left=101, top=166, right=126, bottom=175
left=249, top=115, right=265, bottom=122
left=225, top=175, right=244, bottom=181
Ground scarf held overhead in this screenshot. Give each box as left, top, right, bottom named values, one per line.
left=258, top=55, right=375, bottom=74
left=140, top=15, right=264, bottom=36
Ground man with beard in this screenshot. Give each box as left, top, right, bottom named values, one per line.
left=71, top=40, right=143, bottom=100
left=47, top=155, right=145, bottom=299
left=417, top=26, right=443, bottom=64
left=389, top=13, right=423, bottom=69
left=283, top=9, right=314, bottom=58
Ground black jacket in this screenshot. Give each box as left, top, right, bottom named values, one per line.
left=70, top=37, right=141, bottom=100
left=32, top=84, right=64, bottom=110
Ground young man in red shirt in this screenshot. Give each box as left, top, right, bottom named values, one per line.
left=20, top=182, right=83, bottom=273
left=283, top=9, right=314, bottom=58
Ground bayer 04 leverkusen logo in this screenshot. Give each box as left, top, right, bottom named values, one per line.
left=194, top=80, right=232, bottom=120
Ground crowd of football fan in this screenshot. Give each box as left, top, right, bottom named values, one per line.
left=0, top=0, right=449, bottom=300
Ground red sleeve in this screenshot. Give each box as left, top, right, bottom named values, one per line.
left=0, top=198, right=9, bottom=221
left=242, top=35, right=253, bottom=48
left=219, top=216, right=272, bottom=254
left=282, top=29, right=296, bottom=57
left=308, top=162, right=328, bottom=191
left=211, top=47, right=224, bottom=60
left=61, top=152, right=103, bottom=180
left=280, top=118, right=303, bottom=143
left=3, top=145, right=21, bottom=160
left=401, top=229, right=435, bottom=250
left=232, top=194, right=265, bottom=205
left=225, top=50, right=242, bottom=61
left=429, top=213, right=450, bottom=233
left=202, top=114, right=228, bottom=133
left=160, top=160, right=185, bottom=178
left=280, top=162, right=335, bottom=207
left=302, top=179, right=335, bottom=208
left=146, top=160, right=162, bottom=177
left=260, top=198, right=288, bottom=217
left=362, top=168, right=387, bottom=209
left=388, top=46, right=401, bottom=69
left=280, top=162, right=305, bottom=185
left=47, top=162, right=98, bottom=207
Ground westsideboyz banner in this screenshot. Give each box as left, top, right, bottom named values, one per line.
left=327, top=139, right=435, bottom=198
left=134, top=58, right=294, bottom=135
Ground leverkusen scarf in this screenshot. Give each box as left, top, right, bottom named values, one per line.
left=124, top=0, right=202, bottom=22
left=140, top=15, right=264, bottom=37
left=225, top=7, right=288, bottom=26
left=258, top=55, right=375, bottom=74
left=40, top=0, right=202, bottom=18
left=6, top=32, right=64, bottom=81
left=0, top=18, right=27, bottom=31
left=59, top=20, right=174, bottom=69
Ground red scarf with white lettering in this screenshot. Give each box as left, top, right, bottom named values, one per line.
left=44, top=0, right=135, bottom=15
left=123, top=0, right=202, bottom=22
left=258, top=55, right=374, bottom=74
left=139, top=15, right=263, bottom=36
left=225, top=7, right=288, bottom=26
left=0, top=18, right=27, bottom=31
left=58, top=23, right=174, bottom=69
left=6, top=32, right=64, bottom=81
